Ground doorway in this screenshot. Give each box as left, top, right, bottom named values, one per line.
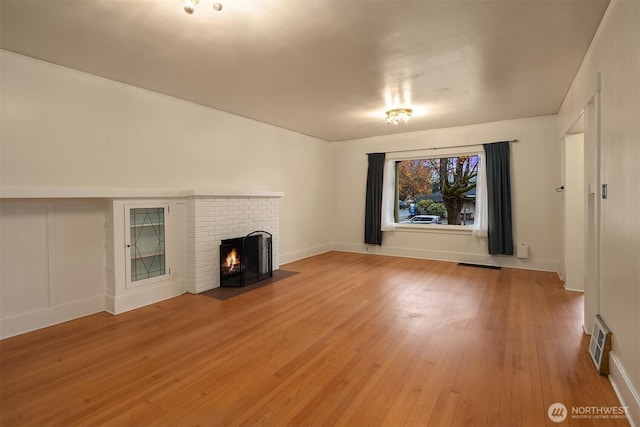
left=563, top=126, right=585, bottom=292
left=561, top=93, right=600, bottom=334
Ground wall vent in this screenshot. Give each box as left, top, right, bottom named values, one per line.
left=589, top=314, right=612, bottom=375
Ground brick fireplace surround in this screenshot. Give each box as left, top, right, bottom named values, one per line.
left=186, top=193, right=281, bottom=293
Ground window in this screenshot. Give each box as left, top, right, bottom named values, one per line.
left=396, top=155, right=479, bottom=226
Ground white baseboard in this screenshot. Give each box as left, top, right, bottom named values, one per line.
left=0, top=295, right=104, bottom=339
left=280, top=243, right=333, bottom=265
left=332, top=243, right=559, bottom=272
left=104, top=280, right=186, bottom=315
left=192, top=282, right=218, bottom=293
left=609, top=352, right=640, bottom=427
left=557, top=270, right=566, bottom=282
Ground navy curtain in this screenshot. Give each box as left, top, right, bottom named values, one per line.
left=483, top=142, right=514, bottom=255
left=364, top=153, right=385, bottom=245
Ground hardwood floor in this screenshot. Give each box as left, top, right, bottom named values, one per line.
left=0, top=252, right=628, bottom=426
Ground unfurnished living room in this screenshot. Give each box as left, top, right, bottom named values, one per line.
left=0, top=0, right=638, bottom=426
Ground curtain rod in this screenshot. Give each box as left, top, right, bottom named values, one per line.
left=365, top=139, right=519, bottom=155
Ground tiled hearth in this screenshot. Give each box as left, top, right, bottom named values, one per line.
left=186, top=195, right=280, bottom=293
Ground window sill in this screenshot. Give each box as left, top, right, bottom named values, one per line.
left=394, top=224, right=474, bottom=235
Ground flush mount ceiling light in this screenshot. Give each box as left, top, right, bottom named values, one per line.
left=385, top=108, right=413, bottom=125
left=182, top=0, right=223, bottom=14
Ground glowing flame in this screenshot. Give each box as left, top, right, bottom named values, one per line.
left=225, top=248, right=239, bottom=271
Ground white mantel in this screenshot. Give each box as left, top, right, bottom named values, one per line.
left=0, top=186, right=284, bottom=199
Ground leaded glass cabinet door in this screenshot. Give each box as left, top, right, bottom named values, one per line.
left=125, top=204, right=169, bottom=288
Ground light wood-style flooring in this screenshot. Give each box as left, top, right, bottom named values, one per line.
left=0, top=252, right=628, bottom=426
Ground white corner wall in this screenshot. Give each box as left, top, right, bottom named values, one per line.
left=557, top=0, right=640, bottom=424
left=0, top=51, right=333, bottom=337
left=331, top=115, right=561, bottom=272
left=0, top=50, right=333, bottom=263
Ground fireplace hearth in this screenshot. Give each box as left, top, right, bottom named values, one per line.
left=220, top=231, right=273, bottom=287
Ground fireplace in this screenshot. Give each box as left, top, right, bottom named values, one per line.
left=219, top=231, right=273, bottom=287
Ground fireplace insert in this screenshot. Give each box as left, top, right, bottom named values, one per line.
left=219, top=231, right=273, bottom=287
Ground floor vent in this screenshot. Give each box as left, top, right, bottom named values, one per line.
left=457, top=262, right=502, bottom=270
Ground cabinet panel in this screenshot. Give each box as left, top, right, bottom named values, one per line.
left=0, top=202, right=50, bottom=316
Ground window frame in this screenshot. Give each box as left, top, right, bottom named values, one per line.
left=383, top=146, right=485, bottom=235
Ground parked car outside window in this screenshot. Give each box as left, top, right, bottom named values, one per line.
left=402, top=215, right=442, bottom=224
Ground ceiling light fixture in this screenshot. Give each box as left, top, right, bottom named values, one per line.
left=182, top=0, right=223, bottom=14
left=385, top=108, right=413, bottom=125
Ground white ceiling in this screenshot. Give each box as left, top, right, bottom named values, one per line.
left=0, top=0, right=609, bottom=142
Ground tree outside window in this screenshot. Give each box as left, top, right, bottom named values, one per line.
left=397, top=155, right=479, bottom=225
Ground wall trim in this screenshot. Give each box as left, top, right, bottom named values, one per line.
left=191, top=282, right=217, bottom=294
left=609, top=352, right=640, bottom=427
left=0, top=185, right=284, bottom=199
left=0, top=295, right=104, bottom=339
left=104, top=281, right=186, bottom=315
left=280, top=243, right=333, bottom=265
left=332, top=243, right=559, bottom=272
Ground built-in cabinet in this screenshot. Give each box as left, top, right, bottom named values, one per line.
left=0, top=188, right=281, bottom=338
left=106, top=198, right=185, bottom=314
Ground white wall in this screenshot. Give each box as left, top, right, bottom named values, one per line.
left=331, top=115, right=561, bottom=271
left=0, top=50, right=333, bottom=262
left=557, top=0, right=640, bottom=423
left=0, top=51, right=333, bottom=337
left=0, top=200, right=106, bottom=337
